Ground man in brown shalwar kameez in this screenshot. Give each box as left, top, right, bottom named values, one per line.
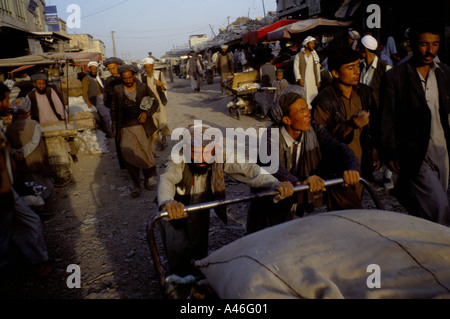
left=111, top=64, right=159, bottom=198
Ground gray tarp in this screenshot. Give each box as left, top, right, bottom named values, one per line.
left=196, top=210, right=450, bottom=299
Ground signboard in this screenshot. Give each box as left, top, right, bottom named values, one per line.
left=45, top=15, right=59, bottom=24
left=45, top=5, right=58, bottom=14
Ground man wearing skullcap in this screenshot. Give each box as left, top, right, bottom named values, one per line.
left=246, top=86, right=361, bottom=233
left=157, top=122, right=294, bottom=276
left=103, top=57, right=124, bottom=110
left=27, top=72, right=67, bottom=126
left=215, top=45, right=234, bottom=93
left=359, top=35, right=393, bottom=191
left=82, top=61, right=114, bottom=138
left=141, top=57, right=171, bottom=154
left=5, top=97, right=54, bottom=209
left=103, top=57, right=125, bottom=168
left=0, top=83, right=53, bottom=277
left=111, top=64, right=160, bottom=197
left=293, top=36, right=321, bottom=109
left=27, top=72, right=79, bottom=163
left=311, top=48, right=378, bottom=206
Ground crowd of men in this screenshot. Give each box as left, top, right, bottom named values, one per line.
left=1, top=18, right=449, bottom=284
left=159, top=19, right=450, bottom=278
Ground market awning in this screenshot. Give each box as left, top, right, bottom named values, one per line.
left=266, top=18, right=353, bottom=41
left=0, top=54, right=57, bottom=67
left=242, top=19, right=299, bottom=45
left=0, top=52, right=102, bottom=68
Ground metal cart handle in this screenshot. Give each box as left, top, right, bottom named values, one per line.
left=146, top=177, right=384, bottom=298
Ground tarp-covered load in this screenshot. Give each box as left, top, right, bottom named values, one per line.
left=195, top=210, right=450, bottom=299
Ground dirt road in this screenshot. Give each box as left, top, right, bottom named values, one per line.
left=1, top=75, right=406, bottom=299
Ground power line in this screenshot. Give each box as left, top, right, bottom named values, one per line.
left=81, top=0, right=128, bottom=19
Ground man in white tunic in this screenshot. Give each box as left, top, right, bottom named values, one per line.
left=293, top=36, right=321, bottom=109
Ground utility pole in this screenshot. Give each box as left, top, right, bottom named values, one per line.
left=262, top=0, right=266, bottom=17
left=111, top=31, right=117, bottom=57
left=209, top=24, right=216, bottom=38
left=227, top=16, right=230, bottom=27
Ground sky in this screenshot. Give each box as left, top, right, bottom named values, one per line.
left=47, top=0, right=278, bottom=60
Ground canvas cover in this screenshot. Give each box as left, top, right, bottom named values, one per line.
left=266, top=18, right=353, bottom=41
left=195, top=210, right=450, bottom=299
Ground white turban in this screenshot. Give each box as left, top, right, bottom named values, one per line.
left=88, top=61, right=99, bottom=68
left=141, top=57, right=155, bottom=65
left=348, top=29, right=361, bottom=40
left=220, top=45, right=228, bottom=50
left=302, top=36, right=316, bottom=47
left=361, top=35, right=378, bottom=51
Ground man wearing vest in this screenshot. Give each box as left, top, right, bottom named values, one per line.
left=293, top=36, right=321, bottom=109
left=27, top=72, right=78, bottom=163
left=82, top=61, right=114, bottom=138
left=359, top=35, right=393, bottom=191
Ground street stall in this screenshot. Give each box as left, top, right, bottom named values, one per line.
left=0, top=52, right=106, bottom=185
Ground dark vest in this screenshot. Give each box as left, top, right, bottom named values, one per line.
left=28, top=88, right=63, bottom=122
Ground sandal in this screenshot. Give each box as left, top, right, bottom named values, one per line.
left=131, top=188, right=141, bottom=198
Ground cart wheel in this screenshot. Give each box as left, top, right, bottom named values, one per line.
left=73, top=136, right=88, bottom=154
left=51, top=162, right=72, bottom=187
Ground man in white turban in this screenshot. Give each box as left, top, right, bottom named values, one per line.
left=141, top=56, right=171, bottom=154
left=293, top=36, right=321, bottom=109
left=216, top=45, right=234, bottom=93
left=82, top=61, right=114, bottom=138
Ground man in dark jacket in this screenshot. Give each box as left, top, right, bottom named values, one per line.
left=379, top=22, right=450, bottom=225
left=246, top=86, right=361, bottom=234
left=311, top=48, right=378, bottom=208
left=103, top=57, right=125, bottom=169
left=111, top=65, right=159, bottom=197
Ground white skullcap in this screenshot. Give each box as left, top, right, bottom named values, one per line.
left=361, top=35, right=378, bottom=51
left=302, top=36, right=316, bottom=47
left=141, top=57, right=155, bottom=65
left=88, top=61, right=99, bottom=68
left=220, top=45, right=228, bottom=50
left=348, top=29, right=361, bottom=40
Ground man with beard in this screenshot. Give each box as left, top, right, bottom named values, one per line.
left=111, top=65, right=159, bottom=198
left=27, top=72, right=78, bottom=163
left=379, top=21, right=450, bottom=225
left=82, top=61, right=114, bottom=138
left=141, top=57, right=170, bottom=152
left=157, top=123, right=294, bottom=277
left=215, top=45, right=234, bottom=94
